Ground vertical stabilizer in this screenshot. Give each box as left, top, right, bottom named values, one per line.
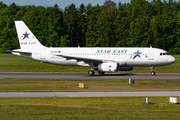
left=15, top=21, right=45, bottom=49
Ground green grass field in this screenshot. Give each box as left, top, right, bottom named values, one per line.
left=0, top=79, right=180, bottom=120
left=0, top=54, right=179, bottom=73
left=0, top=80, right=180, bottom=92
left=0, top=97, right=180, bottom=120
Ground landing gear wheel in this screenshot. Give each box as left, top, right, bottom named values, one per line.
left=150, top=66, right=155, bottom=76
left=88, top=70, right=95, bottom=76
left=98, top=71, right=105, bottom=75
left=151, top=71, right=155, bottom=76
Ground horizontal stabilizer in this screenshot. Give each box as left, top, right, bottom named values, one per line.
left=11, top=49, right=32, bottom=54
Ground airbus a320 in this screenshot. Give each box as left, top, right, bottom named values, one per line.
left=10, top=21, right=176, bottom=76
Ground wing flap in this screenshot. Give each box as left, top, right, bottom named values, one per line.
left=56, top=55, right=126, bottom=66
left=56, top=55, right=103, bottom=63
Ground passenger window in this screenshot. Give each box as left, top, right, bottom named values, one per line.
left=163, top=53, right=166, bottom=55
left=160, top=53, right=162, bottom=55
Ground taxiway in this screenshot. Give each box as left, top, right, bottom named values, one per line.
left=0, top=72, right=180, bottom=81
left=0, top=91, right=180, bottom=98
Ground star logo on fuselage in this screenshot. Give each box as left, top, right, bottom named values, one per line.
left=133, top=50, right=142, bottom=59
left=22, top=31, right=29, bottom=40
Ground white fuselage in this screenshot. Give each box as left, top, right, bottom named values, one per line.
left=13, top=47, right=176, bottom=67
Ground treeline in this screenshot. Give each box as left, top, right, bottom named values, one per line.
left=0, top=0, right=180, bottom=54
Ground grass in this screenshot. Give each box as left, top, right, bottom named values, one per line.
left=0, top=97, right=180, bottom=120
left=0, top=54, right=89, bottom=72
left=0, top=80, right=180, bottom=92
left=0, top=54, right=179, bottom=73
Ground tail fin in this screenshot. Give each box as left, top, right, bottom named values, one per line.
left=15, top=21, right=45, bottom=49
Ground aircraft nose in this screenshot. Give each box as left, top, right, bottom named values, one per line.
left=169, top=56, right=176, bottom=64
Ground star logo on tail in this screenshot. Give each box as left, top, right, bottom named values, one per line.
left=133, top=50, right=142, bottom=59
left=22, top=31, right=29, bottom=40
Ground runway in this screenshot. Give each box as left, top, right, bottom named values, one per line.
left=0, top=72, right=180, bottom=81
left=0, top=91, right=180, bottom=98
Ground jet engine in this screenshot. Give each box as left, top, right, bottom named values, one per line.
left=97, top=63, right=119, bottom=72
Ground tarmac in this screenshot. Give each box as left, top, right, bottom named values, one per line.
left=0, top=72, right=180, bottom=81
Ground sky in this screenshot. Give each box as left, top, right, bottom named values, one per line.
left=2, top=0, right=133, bottom=9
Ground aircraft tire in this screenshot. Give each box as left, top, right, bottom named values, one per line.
left=151, top=71, right=155, bottom=76
left=88, top=70, right=95, bottom=76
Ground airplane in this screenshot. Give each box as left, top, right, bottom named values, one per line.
left=10, top=21, right=176, bottom=76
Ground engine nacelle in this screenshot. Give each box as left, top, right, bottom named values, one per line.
left=119, top=66, right=134, bottom=71
left=97, top=63, right=119, bottom=72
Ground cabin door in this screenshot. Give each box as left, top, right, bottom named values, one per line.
left=148, top=49, right=154, bottom=60
left=40, top=49, right=46, bottom=61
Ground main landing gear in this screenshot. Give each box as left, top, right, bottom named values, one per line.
left=88, top=66, right=106, bottom=76
left=88, top=70, right=95, bottom=76
left=88, top=66, right=95, bottom=76
left=151, top=66, right=155, bottom=75
left=88, top=70, right=105, bottom=76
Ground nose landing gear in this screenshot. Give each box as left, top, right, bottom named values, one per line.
left=151, top=66, right=155, bottom=75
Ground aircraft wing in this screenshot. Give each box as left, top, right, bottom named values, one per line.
left=57, top=55, right=103, bottom=64
left=56, top=55, right=126, bottom=65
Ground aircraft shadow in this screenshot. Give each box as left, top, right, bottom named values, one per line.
left=93, top=73, right=136, bottom=76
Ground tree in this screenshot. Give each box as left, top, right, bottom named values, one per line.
left=9, top=2, right=17, bottom=15
left=152, top=0, right=162, bottom=15
left=127, top=16, right=151, bottom=47
left=0, top=1, right=7, bottom=9
left=0, top=1, right=180, bottom=54
left=86, top=14, right=98, bottom=47
left=64, top=3, right=79, bottom=47
left=46, top=4, right=64, bottom=47
left=104, top=0, right=117, bottom=9
left=115, top=3, right=130, bottom=47
left=77, top=3, right=86, bottom=47
left=22, top=5, right=64, bottom=47
left=0, top=7, right=18, bottom=52
left=85, top=5, right=102, bottom=47
left=148, top=15, right=177, bottom=51
left=95, top=8, right=117, bottom=47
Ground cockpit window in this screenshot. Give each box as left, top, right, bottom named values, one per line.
left=160, top=52, right=170, bottom=56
